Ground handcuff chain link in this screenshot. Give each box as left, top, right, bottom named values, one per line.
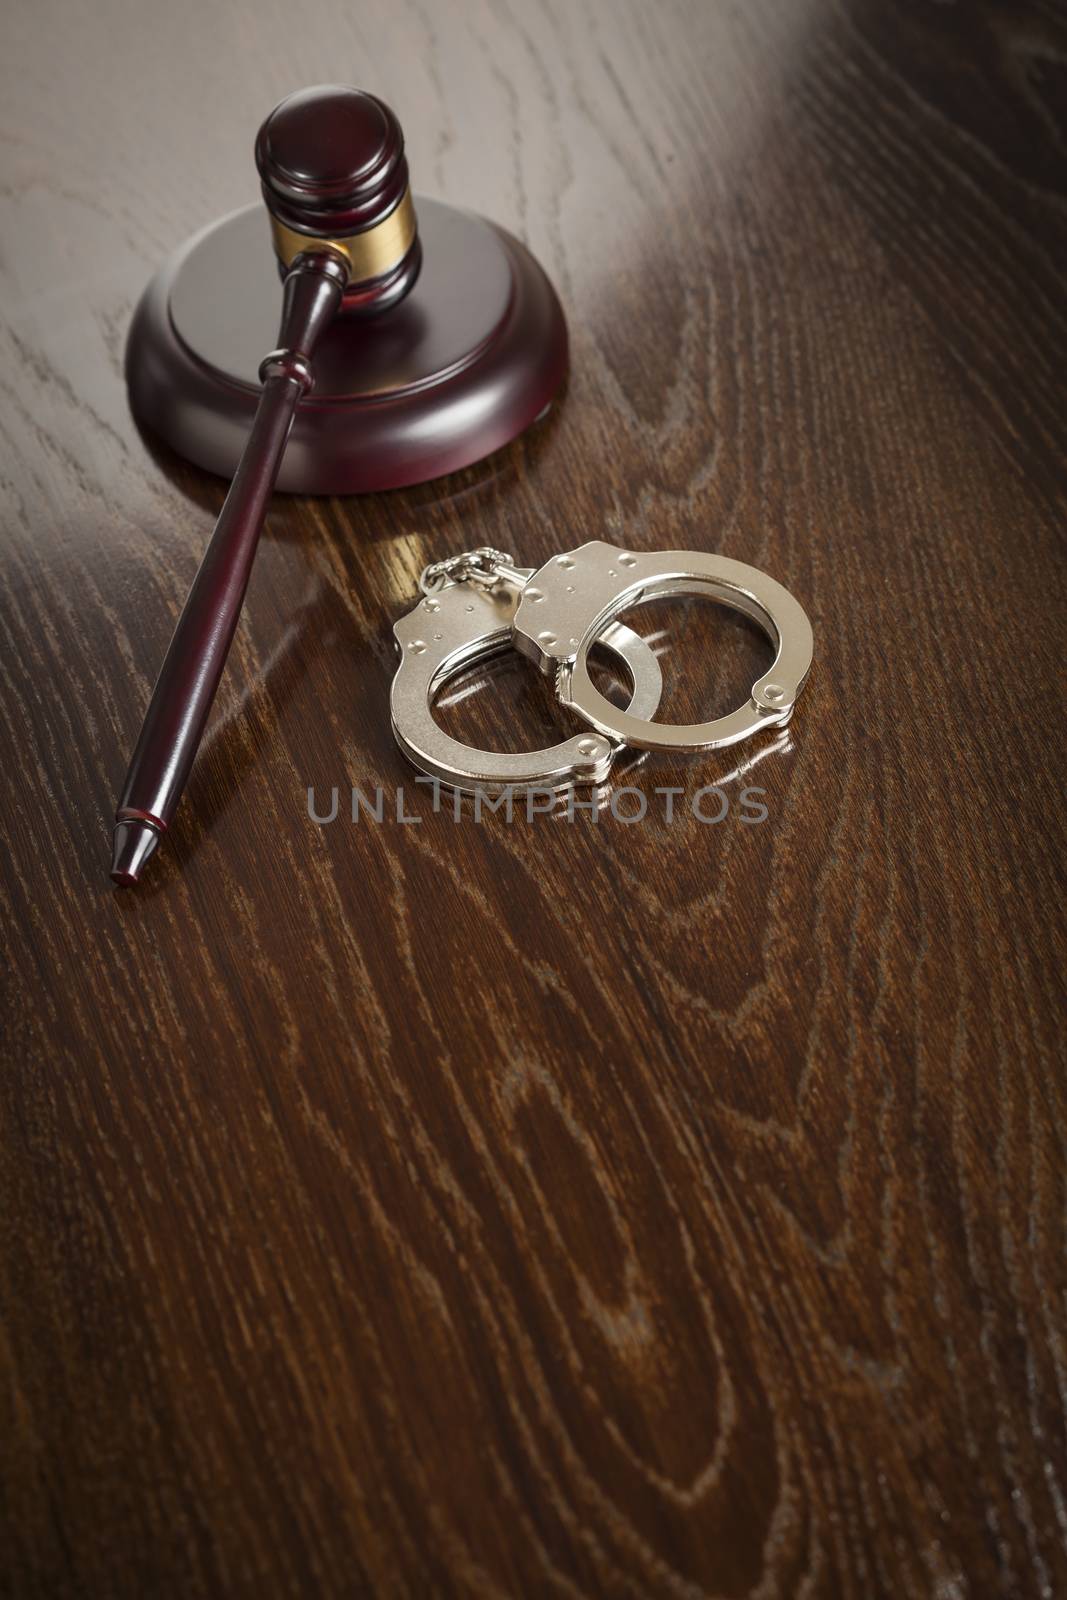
left=418, top=547, right=515, bottom=597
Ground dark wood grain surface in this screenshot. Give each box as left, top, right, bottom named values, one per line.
left=2, top=1, right=1065, bottom=1595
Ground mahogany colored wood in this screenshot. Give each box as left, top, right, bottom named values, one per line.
left=2, top=3, right=1066, bottom=1598
left=256, top=86, right=422, bottom=315
left=113, top=253, right=348, bottom=883
left=127, top=198, right=568, bottom=493
left=256, top=86, right=411, bottom=237
left=118, top=85, right=567, bottom=883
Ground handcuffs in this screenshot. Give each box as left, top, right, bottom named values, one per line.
left=391, top=541, right=813, bottom=793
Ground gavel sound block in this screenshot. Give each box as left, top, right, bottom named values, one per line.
left=113, top=86, right=567, bottom=884
left=128, top=86, right=567, bottom=492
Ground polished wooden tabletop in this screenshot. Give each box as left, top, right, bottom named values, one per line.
left=2, top=1, right=1065, bottom=1595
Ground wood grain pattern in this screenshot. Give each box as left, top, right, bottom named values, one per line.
left=2, top=1, right=1065, bottom=1594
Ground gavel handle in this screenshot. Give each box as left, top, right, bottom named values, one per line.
left=110, top=252, right=349, bottom=884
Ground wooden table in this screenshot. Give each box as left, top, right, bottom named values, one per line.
left=2, top=2, right=1064, bottom=1594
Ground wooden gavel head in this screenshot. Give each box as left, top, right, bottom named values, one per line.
left=255, top=86, right=422, bottom=316
left=126, top=84, right=568, bottom=493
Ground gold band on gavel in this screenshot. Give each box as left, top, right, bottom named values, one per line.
left=270, top=188, right=416, bottom=283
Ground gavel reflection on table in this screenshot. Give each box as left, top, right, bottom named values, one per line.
left=113, top=85, right=567, bottom=884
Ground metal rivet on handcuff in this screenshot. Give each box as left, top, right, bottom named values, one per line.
left=390, top=548, right=663, bottom=794
left=512, top=540, right=813, bottom=753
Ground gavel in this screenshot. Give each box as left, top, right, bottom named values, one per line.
left=112, top=86, right=566, bottom=884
